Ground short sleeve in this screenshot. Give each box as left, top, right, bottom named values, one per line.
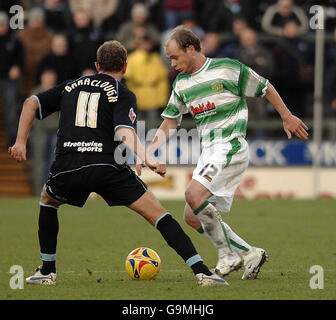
left=161, top=90, right=187, bottom=126
left=238, top=63, right=269, bottom=98
left=34, top=82, right=66, bottom=120
left=113, top=90, right=137, bottom=131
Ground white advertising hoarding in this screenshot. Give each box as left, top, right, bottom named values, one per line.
left=136, top=166, right=336, bottom=200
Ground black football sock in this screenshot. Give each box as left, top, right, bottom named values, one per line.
left=38, top=203, right=59, bottom=275
left=155, top=213, right=212, bottom=276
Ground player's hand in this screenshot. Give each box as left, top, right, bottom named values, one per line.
left=283, top=114, right=309, bottom=140
left=136, top=157, right=146, bottom=176
left=145, top=157, right=166, bottom=177
left=8, top=143, right=27, bottom=162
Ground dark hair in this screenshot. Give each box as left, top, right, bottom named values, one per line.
left=96, top=40, right=127, bottom=72
left=166, top=26, right=201, bottom=52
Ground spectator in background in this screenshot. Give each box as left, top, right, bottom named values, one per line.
left=0, top=11, right=24, bottom=146
left=194, top=0, right=235, bottom=34
left=221, top=15, right=249, bottom=58
left=21, top=1, right=44, bottom=10
left=326, top=61, right=336, bottom=117
left=102, top=0, right=164, bottom=39
left=100, top=0, right=132, bottom=39
left=67, top=8, right=104, bottom=74
left=233, top=28, right=275, bottom=133
left=37, top=33, right=79, bottom=84
left=18, top=7, right=53, bottom=96
left=42, top=0, right=73, bottom=32
left=234, top=28, right=275, bottom=80
left=232, top=15, right=249, bottom=36
left=116, top=3, right=161, bottom=53
left=324, top=27, right=336, bottom=117
left=181, top=17, right=205, bottom=40
left=282, top=20, right=314, bottom=82
left=325, top=27, right=336, bottom=116
left=124, top=33, right=169, bottom=121
left=161, top=17, right=205, bottom=76
left=31, top=69, right=58, bottom=182
left=330, top=78, right=336, bottom=117
left=100, top=2, right=122, bottom=40
left=143, top=0, right=166, bottom=32
left=224, top=0, right=242, bottom=16
left=326, top=27, right=336, bottom=67
left=271, top=21, right=310, bottom=118
left=240, top=0, right=262, bottom=31
left=201, top=32, right=226, bottom=58
left=164, top=0, right=193, bottom=30
left=69, top=0, right=119, bottom=28
left=261, top=0, right=308, bottom=37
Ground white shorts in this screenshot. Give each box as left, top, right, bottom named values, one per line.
left=192, top=137, right=249, bottom=212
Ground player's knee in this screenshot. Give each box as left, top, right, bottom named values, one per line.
left=40, top=186, right=61, bottom=208
left=183, top=205, right=192, bottom=224
left=184, top=189, right=198, bottom=209
left=183, top=212, right=192, bottom=225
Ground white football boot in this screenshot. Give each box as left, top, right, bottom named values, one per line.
left=241, top=248, right=268, bottom=280
left=196, top=273, right=229, bottom=287
left=26, top=266, right=57, bottom=285
left=215, top=251, right=243, bottom=277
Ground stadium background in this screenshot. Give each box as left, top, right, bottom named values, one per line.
left=0, top=0, right=336, bottom=199
left=0, top=0, right=336, bottom=301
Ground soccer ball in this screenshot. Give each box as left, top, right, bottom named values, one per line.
left=125, top=247, right=161, bottom=280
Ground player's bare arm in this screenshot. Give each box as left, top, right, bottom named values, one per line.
left=8, top=96, right=39, bottom=162
left=148, top=118, right=178, bottom=153
left=265, top=82, right=309, bottom=140
left=116, top=126, right=166, bottom=177
left=136, top=118, right=177, bottom=175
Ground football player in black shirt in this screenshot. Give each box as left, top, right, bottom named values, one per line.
left=8, top=40, right=226, bottom=287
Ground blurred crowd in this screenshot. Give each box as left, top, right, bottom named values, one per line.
left=1, top=0, right=336, bottom=172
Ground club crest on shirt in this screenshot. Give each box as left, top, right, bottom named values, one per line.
left=211, top=81, right=224, bottom=93
left=129, top=107, right=136, bottom=123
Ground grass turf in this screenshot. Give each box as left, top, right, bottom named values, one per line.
left=0, top=198, right=335, bottom=300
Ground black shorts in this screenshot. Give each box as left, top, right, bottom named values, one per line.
left=45, top=153, right=147, bottom=207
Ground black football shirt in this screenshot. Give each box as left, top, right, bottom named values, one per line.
left=34, top=73, right=138, bottom=162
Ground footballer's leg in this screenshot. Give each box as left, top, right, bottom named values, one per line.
left=217, top=215, right=268, bottom=279
left=184, top=202, right=252, bottom=255
left=128, top=190, right=228, bottom=286
left=127, top=189, right=167, bottom=225
left=184, top=202, right=267, bottom=279
left=185, top=180, right=243, bottom=277
left=26, top=185, right=62, bottom=285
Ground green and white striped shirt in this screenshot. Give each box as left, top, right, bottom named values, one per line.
left=161, top=57, right=269, bottom=147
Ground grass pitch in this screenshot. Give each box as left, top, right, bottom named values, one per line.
left=0, top=198, right=335, bottom=300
